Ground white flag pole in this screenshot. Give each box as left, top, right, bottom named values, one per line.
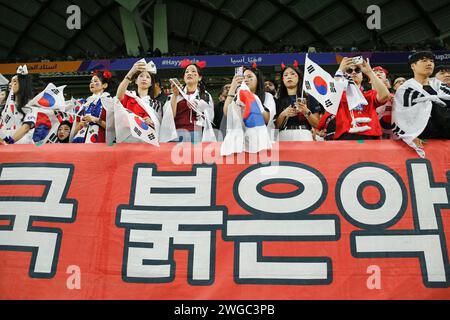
left=301, top=53, right=308, bottom=101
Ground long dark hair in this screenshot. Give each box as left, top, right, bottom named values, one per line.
left=278, top=66, right=303, bottom=101
left=243, top=65, right=266, bottom=104
left=131, top=70, right=156, bottom=99
left=92, top=70, right=114, bottom=95
left=15, top=74, right=33, bottom=116
left=183, top=63, right=207, bottom=101
left=0, top=88, right=7, bottom=106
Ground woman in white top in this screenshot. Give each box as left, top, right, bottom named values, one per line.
left=166, top=60, right=215, bottom=143
left=116, top=59, right=176, bottom=143
left=0, top=65, right=36, bottom=144
left=72, top=70, right=113, bottom=143
left=224, top=63, right=276, bottom=134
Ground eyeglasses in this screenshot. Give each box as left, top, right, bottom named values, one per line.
left=346, top=67, right=362, bottom=74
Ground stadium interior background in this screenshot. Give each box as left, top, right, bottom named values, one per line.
left=0, top=0, right=449, bottom=101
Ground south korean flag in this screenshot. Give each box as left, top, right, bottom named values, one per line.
left=392, top=78, right=450, bottom=157
left=128, top=112, right=158, bottom=145
left=302, top=54, right=344, bottom=115
left=113, top=97, right=159, bottom=146
left=27, top=83, right=67, bottom=111
left=0, top=91, right=16, bottom=136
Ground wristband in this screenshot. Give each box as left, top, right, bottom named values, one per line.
left=4, top=136, right=14, bottom=144
left=125, top=76, right=133, bottom=82
left=305, top=111, right=312, bottom=117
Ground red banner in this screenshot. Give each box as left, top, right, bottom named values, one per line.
left=0, top=141, right=449, bottom=299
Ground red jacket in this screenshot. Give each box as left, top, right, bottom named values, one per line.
left=334, top=89, right=383, bottom=139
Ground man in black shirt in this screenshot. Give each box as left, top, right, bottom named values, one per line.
left=407, top=52, right=450, bottom=141
left=419, top=84, right=450, bottom=139
left=392, top=52, right=450, bottom=157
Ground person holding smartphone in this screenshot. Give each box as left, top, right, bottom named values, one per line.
left=332, top=57, right=390, bottom=140
left=275, top=63, right=321, bottom=141
left=224, top=64, right=276, bottom=127
left=117, top=59, right=162, bottom=126
left=166, top=60, right=214, bottom=143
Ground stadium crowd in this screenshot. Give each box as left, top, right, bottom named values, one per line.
left=0, top=51, right=449, bottom=157
left=1, top=37, right=448, bottom=64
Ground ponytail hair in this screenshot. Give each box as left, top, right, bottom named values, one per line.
left=15, top=74, right=33, bottom=116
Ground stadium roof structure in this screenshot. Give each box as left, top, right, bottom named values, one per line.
left=0, top=0, right=449, bottom=61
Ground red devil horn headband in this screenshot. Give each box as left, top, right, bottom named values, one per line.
left=180, top=59, right=192, bottom=69
left=91, top=69, right=112, bottom=80
left=180, top=59, right=207, bottom=69
left=103, top=70, right=112, bottom=79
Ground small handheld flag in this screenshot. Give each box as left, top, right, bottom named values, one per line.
left=302, top=54, right=344, bottom=115
left=28, top=83, right=67, bottom=111
left=220, top=82, right=271, bottom=156
left=241, top=89, right=265, bottom=128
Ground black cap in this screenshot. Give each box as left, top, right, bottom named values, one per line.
left=435, top=65, right=450, bottom=73
left=408, top=51, right=435, bottom=65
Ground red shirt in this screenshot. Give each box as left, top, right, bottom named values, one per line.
left=334, top=89, right=383, bottom=139
left=121, top=95, right=149, bottom=119
left=174, top=92, right=196, bottom=132
left=317, top=111, right=332, bottom=131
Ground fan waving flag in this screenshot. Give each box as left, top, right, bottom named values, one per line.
left=220, top=82, right=272, bottom=156
left=28, top=83, right=67, bottom=111
left=302, top=54, right=344, bottom=115
left=392, top=78, right=450, bottom=158
left=32, top=111, right=61, bottom=144
left=241, top=89, right=266, bottom=128
left=113, top=97, right=159, bottom=146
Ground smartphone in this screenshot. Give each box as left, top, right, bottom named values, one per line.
left=169, top=78, right=182, bottom=88
left=296, top=98, right=306, bottom=112
left=234, top=66, right=244, bottom=76
left=352, top=56, right=363, bottom=65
